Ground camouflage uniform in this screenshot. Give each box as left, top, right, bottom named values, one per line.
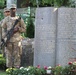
left=2, top=15, right=26, bottom=68
left=1, top=8, right=10, bottom=56
left=2, top=8, right=10, bottom=38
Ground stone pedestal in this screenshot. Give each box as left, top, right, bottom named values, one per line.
left=21, top=38, right=34, bottom=67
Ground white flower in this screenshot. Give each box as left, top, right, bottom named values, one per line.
left=27, top=68, right=29, bottom=71
left=73, top=61, right=76, bottom=65
left=20, top=67, right=24, bottom=69
left=47, top=66, right=52, bottom=70
left=24, top=68, right=27, bottom=70
left=46, top=69, right=51, bottom=74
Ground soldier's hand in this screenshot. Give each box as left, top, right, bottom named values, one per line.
left=13, top=27, right=19, bottom=33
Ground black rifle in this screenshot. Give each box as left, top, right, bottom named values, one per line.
left=0, top=17, right=21, bottom=48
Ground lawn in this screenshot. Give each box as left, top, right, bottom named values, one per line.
left=0, top=71, right=7, bottom=75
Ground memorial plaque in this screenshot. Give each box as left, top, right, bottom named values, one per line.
left=34, top=7, right=58, bottom=67
left=56, top=8, right=76, bottom=66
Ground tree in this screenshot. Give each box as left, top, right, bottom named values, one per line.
left=20, top=0, right=73, bottom=7
left=0, top=0, right=6, bottom=8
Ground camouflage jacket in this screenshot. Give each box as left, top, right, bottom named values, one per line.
left=2, top=16, right=26, bottom=42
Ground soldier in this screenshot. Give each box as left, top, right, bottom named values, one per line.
left=0, top=8, right=10, bottom=27
left=0, top=8, right=10, bottom=57
left=2, top=8, right=10, bottom=37
left=2, top=4, right=26, bottom=68
left=0, top=8, right=10, bottom=25
left=3, top=8, right=10, bottom=17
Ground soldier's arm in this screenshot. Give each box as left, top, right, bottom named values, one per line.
left=1, top=18, right=7, bottom=38
left=18, top=18, right=26, bottom=33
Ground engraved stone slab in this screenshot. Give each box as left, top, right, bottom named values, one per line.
left=34, top=7, right=58, bottom=67
left=56, top=8, right=76, bottom=66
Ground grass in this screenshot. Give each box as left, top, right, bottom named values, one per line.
left=0, top=71, right=7, bottom=75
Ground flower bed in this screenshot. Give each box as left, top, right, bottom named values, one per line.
left=6, top=61, right=76, bottom=75
left=6, top=66, right=46, bottom=75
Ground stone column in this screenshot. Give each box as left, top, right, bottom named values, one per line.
left=34, top=7, right=58, bottom=67
left=56, top=8, right=76, bottom=66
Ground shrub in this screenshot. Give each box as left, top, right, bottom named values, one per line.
left=52, top=65, right=63, bottom=75
left=65, top=61, right=76, bottom=75
left=26, top=16, right=35, bottom=38
left=6, top=66, right=46, bottom=75
left=0, top=54, right=6, bottom=70
left=6, top=62, right=76, bottom=75
left=52, top=61, right=76, bottom=75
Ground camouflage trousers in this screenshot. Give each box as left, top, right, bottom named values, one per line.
left=6, top=41, right=22, bottom=68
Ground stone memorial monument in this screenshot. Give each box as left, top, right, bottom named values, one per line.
left=34, top=7, right=76, bottom=67
left=56, top=8, right=76, bottom=66
left=34, top=7, right=58, bottom=67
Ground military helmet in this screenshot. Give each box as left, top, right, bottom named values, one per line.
left=4, top=8, right=10, bottom=12
left=10, top=4, right=16, bottom=9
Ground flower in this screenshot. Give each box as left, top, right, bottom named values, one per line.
left=44, top=66, right=47, bottom=70
left=20, top=67, right=24, bottom=69
left=68, top=62, right=72, bottom=65
left=37, top=65, right=40, bottom=68
left=16, top=65, right=20, bottom=68
left=47, top=66, right=52, bottom=70
left=73, top=61, right=76, bottom=65
left=46, top=66, right=52, bottom=74
left=57, top=64, right=61, bottom=66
